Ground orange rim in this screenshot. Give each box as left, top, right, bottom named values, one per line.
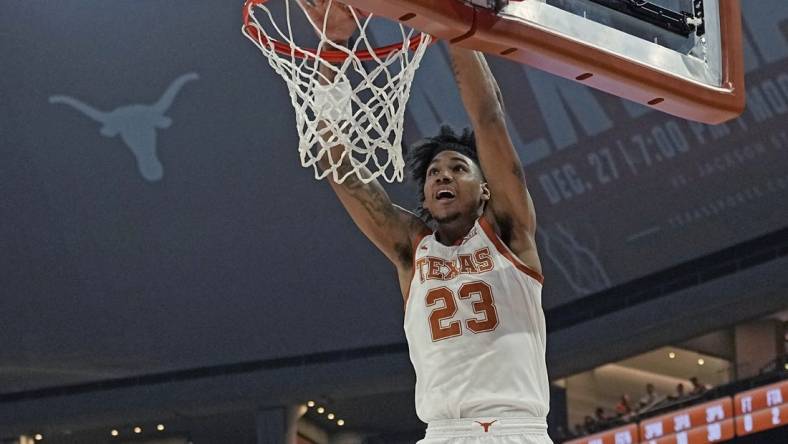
left=242, top=0, right=431, bottom=62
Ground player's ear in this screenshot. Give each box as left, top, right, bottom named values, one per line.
left=480, top=182, right=491, bottom=202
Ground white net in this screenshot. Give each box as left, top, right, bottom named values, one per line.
left=243, top=0, right=432, bottom=184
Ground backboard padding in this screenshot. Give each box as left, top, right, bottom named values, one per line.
left=342, top=0, right=745, bottom=124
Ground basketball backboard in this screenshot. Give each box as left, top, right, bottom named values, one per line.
left=341, top=0, right=745, bottom=124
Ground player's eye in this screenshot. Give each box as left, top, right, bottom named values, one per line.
left=453, top=165, right=467, bottom=172
left=428, top=168, right=438, bottom=176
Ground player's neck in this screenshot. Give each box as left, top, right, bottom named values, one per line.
left=434, top=215, right=478, bottom=246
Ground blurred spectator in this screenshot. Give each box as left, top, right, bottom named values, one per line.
left=584, top=415, right=597, bottom=434
left=573, top=424, right=585, bottom=437
left=690, top=377, right=709, bottom=395
left=669, top=383, right=686, bottom=401
left=677, top=382, right=686, bottom=398
left=615, top=394, right=633, bottom=416
left=639, top=383, right=661, bottom=409
left=594, top=406, right=607, bottom=422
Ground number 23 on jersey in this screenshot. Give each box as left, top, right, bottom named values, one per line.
left=426, top=280, right=499, bottom=342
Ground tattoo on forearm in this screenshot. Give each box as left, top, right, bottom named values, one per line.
left=364, top=194, right=394, bottom=225
left=337, top=162, right=363, bottom=190
left=338, top=167, right=395, bottom=226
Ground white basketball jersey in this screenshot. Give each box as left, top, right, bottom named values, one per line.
left=404, top=217, right=550, bottom=423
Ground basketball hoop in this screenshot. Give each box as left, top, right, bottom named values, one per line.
left=242, top=0, right=433, bottom=184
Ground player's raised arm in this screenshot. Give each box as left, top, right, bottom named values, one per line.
left=447, top=45, right=541, bottom=274
left=298, top=0, right=427, bottom=277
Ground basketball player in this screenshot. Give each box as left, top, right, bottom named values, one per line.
left=298, top=1, right=551, bottom=442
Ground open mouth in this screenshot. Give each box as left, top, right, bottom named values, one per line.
left=435, top=189, right=456, bottom=200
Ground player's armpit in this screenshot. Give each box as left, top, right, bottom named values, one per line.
left=483, top=190, right=541, bottom=276
left=475, top=120, right=541, bottom=273
left=477, top=119, right=536, bottom=234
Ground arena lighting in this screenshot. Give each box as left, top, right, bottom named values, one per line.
left=327, top=413, right=335, bottom=420
left=111, top=430, right=119, bottom=437
left=698, top=358, right=705, bottom=365
left=668, top=352, right=676, bottom=359
left=134, top=427, right=142, bottom=434
left=337, top=419, right=345, bottom=426
left=307, top=400, right=315, bottom=407
left=316, top=407, right=325, bottom=414
left=34, top=435, right=43, bottom=441
left=157, top=424, right=165, bottom=431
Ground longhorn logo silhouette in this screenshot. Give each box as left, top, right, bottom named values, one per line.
left=49, top=72, right=199, bottom=181
left=475, top=420, right=498, bottom=432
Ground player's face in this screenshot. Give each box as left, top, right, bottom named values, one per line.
left=423, top=150, right=489, bottom=224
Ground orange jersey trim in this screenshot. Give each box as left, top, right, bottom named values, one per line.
left=404, top=229, right=432, bottom=310
left=478, top=217, right=544, bottom=285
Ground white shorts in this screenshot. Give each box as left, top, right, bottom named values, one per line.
left=417, top=417, right=553, bottom=444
